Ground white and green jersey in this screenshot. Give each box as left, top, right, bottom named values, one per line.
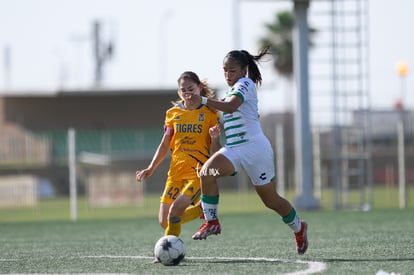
left=223, top=77, right=262, bottom=147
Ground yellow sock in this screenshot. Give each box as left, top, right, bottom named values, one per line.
left=164, top=216, right=181, bottom=236
left=181, top=204, right=203, bottom=224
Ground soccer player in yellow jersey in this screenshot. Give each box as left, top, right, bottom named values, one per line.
left=136, top=71, right=221, bottom=241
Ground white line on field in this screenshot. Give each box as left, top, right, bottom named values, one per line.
left=83, top=255, right=327, bottom=275
left=0, top=256, right=326, bottom=275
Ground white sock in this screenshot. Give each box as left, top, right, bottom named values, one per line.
left=288, top=215, right=302, bottom=233
left=201, top=202, right=218, bottom=221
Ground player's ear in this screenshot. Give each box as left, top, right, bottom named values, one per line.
left=242, top=66, right=248, bottom=76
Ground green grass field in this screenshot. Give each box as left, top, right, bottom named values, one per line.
left=0, top=188, right=413, bottom=274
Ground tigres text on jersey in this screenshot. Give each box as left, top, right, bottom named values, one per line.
left=164, top=102, right=219, bottom=180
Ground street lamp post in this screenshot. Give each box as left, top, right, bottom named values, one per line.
left=396, top=61, right=409, bottom=209
left=397, top=62, right=409, bottom=107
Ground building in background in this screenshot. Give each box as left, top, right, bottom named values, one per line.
left=0, top=91, right=413, bottom=207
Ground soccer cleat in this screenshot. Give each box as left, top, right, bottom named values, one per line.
left=192, top=219, right=221, bottom=240
left=294, top=221, right=308, bottom=255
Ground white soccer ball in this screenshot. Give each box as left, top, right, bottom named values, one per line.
left=153, top=235, right=186, bottom=266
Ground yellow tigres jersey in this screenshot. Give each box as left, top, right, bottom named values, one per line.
left=165, top=102, right=219, bottom=180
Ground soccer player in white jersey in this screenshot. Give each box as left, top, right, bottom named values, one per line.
left=189, top=48, right=308, bottom=255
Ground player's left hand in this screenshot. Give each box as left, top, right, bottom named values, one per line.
left=209, top=124, right=221, bottom=139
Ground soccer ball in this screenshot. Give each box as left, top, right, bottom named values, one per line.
left=153, top=235, right=186, bottom=266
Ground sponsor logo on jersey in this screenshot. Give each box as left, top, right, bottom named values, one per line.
left=239, top=83, right=249, bottom=95
left=198, top=113, right=205, bottom=122
left=180, top=136, right=196, bottom=145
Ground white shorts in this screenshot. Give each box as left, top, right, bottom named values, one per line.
left=218, top=135, right=276, bottom=186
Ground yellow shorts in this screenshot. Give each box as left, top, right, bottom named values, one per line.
left=160, top=178, right=201, bottom=205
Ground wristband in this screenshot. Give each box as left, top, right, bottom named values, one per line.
left=201, top=96, right=208, bottom=105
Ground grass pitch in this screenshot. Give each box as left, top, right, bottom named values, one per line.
left=1, top=204, right=413, bottom=274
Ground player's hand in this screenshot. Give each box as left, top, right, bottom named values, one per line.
left=209, top=124, right=221, bottom=139
left=136, top=168, right=152, bottom=182
left=188, top=93, right=202, bottom=105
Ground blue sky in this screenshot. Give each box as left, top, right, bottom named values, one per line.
left=0, top=0, right=413, bottom=118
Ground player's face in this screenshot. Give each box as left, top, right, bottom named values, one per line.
left=178, top=79, right=201, bottom=101
left=223, top=58, right=247, bottom=87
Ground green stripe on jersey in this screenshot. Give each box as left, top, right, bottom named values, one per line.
left=224, top=124, right=243, bottom=131
left=230, top=92, right=244, bottom=102
left=226, top=132, right=246, bottom=139
left=224, top=116, right=241, bottom=123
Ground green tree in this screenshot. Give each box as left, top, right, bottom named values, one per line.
left=259, top=10, right=315, bottom=80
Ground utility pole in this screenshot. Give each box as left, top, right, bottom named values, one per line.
left=396, top=61, right=409, bottom=209
left=292, top=0, right=319, bottom=210
left=92, top=20, right=114, bottom=87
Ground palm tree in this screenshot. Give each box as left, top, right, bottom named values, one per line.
left=259, top=10, right=316, bottom=80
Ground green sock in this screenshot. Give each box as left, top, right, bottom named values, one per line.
left=282, top=208, right=301, bottom=233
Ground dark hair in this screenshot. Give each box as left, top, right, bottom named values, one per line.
left=173, top=71, right=216, bottom=104
left=224, top=46, right=271, bottom=86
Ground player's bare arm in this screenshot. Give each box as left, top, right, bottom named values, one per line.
left=136, top=132, right=172, bottom=182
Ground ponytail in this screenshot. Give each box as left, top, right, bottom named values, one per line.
left=224, top=46, right=271, bottom=86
